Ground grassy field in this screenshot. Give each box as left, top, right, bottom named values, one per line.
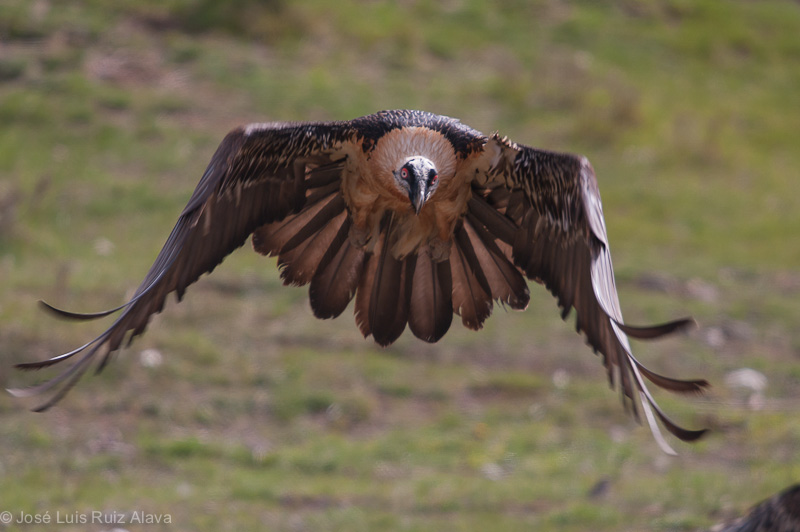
left=1, top=1, right=799, bottom=530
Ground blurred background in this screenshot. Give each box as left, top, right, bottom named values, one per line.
left=1, top=1, right=799, bottom=530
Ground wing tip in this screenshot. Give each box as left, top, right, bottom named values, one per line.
left=9, top=346, right=98, bottom=411
left=38, top=299, right=121, bottom=321
left=690, top=378, right=711, bottom=393
left=15, top=360, right=56, bottom=371
left=614, top=316, right=697, bottom=340
left=7, top=386, right=63, bottom=411
left=6, top=385, right=35, bottom=398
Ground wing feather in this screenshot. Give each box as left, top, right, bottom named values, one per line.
left=478, top=134, right=708, bottom=451
left=309, top=217, right=366, bottom=319
left=277, top=205, right=348, bottom=287
left=12, top=121, right=356, bottom=409
left=450, top=223, right=493, bottom=329
left=463, top=212, right=529, bottom=310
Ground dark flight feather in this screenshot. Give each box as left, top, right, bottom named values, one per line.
left=367, top=215, right=409, bottom=346
left=464, top=211, right=529, bottom=310
left=449, top=223, right=493, bottom=330
left=486, top=134, right=707, bottom=452
left=12, top=120, right=357, bottom=407
left=309, top=217, right=366, bottom=320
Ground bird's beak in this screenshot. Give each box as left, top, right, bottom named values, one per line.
left=409, top=179, right=427, bottom=214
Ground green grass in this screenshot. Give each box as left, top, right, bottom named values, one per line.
left=1, top=1, right=800, bottom=530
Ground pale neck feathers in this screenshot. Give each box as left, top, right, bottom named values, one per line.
left=369, top=127, right=458, bottom=180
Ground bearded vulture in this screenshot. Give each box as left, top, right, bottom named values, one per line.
left=11, top=109, right=708, bottom=452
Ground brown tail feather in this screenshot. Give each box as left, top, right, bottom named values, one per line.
left=309, top=217, right=366, bottom=319
left=450, top=224, right=493, bottom=330
left=368, top=216, right=408, bottom=346
left=354, top=249, right=377, bottom=340
left=407, top=249, right=453, bottom=343
left=354, top=216, right=409, bottom=345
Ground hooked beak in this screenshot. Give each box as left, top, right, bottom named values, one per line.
left=409, top=179, right=427, bottom=214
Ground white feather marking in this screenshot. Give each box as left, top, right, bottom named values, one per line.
left=244, top=122, right=288, bottom=136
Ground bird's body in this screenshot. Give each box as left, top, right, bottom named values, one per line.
left=13, top=109, right=708, bottom=453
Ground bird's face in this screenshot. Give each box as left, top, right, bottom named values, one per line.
left=393, top=156, right=440, bottom=214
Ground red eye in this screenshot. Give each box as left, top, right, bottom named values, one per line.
left=432, top=173, right=438, bottom=182
left=401, top=168, right=409, bottom=180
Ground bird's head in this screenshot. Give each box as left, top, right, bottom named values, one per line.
left=393, top=156, right=440, bottom=214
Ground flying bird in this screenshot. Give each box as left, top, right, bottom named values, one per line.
left=711, top=483, right=800, bottom=532
left=11, top=109, right=708, bottom=452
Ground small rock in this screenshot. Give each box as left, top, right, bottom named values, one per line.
left=722, top=320, right=754, bottom=342
left=176, top=482, right=193, bottom=498
left=725, top=368, right=768, bottom=411
left=608, top=425, right=628, bottom=444
left=686, top=278, right=719, bottom=303
left=480, top=462, right=505, bottom=481
left=703, top=327, right=727, bottom=349
left=94, top=237, right=115, bottom=256
left=724, top=368, right=768, bottom=393
left=552, top=369, right=570, bottom=390
left=139, top=348, right=163, bottom=368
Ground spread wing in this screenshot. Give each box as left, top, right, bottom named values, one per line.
left=714, top=484, right=800, bottom=532
left=10, top=121, right=355, bottom=410
left=469, top=134, right=709, bottom=453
